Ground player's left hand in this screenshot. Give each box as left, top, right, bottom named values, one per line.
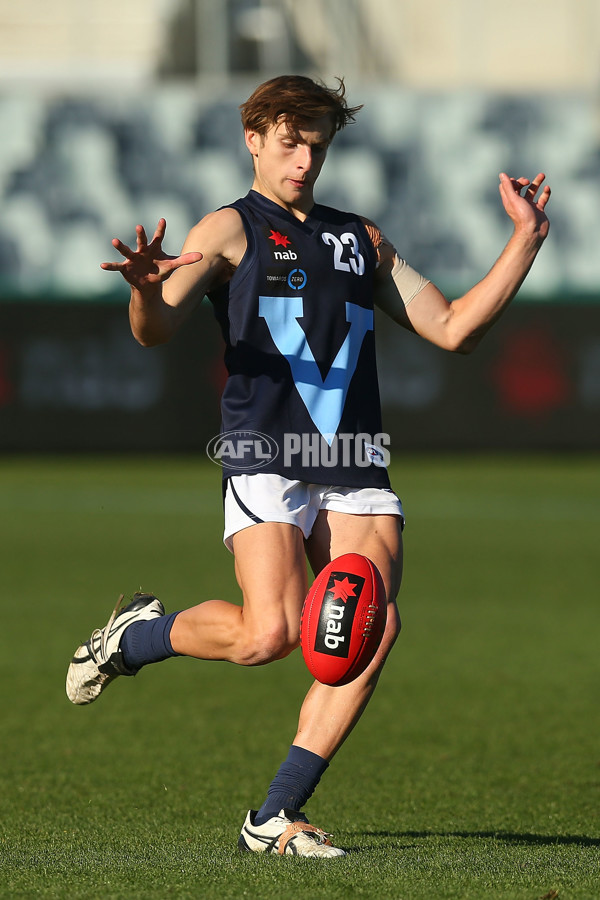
left=498, top=172, right=551, bottom=244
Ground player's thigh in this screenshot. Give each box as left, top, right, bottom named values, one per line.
left=232, top=521, right=309, bottom=639
left=305, top=510, right=404, bottom=604
left=306, top=511, right=403, bottom=650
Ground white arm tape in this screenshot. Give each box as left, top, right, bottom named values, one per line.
left=375, top=254, right=430, bottom=318
left=392, top=255, right=430, bottom=305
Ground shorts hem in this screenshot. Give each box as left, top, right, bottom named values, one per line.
left=320, top=499, right=403, bottom=517
left=223, top=515, right=311, bottom=554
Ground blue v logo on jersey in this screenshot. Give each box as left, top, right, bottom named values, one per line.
left=259, top=296, right=373, bottom=444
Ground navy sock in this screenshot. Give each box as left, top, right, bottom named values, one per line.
left=120, top=611, right=181, bottom=672
left=254, top=745, right=329, bottom=825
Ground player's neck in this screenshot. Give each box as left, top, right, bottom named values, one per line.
left=250, top=180, right=313, bottom=222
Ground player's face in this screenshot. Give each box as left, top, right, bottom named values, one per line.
left=245, top=115, right=333, bottom=217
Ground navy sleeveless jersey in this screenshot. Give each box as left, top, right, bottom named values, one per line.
left=207, top=190, right=391, bottom=488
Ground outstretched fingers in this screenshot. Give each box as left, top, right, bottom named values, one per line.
left=136, top=218, right=166, bottom=252
left=522, top=173, right=551, bottom=212
left=499, top=171, right=551, bottom=204
left=158, top=250, right=204, bottom=276
left=537, top=185, right=551, bottom=209
left=136, top=224, right=148, bottom=251
left=177, top=251, right=204, bottom=266
left=523, top=171, right=543, bottom=193
left=532, top=175, right=551, bottom=210
left=100, top=237, right=136, bottom=270
left=100, top=218, right=203, bottom=280
left=527, top=172, right=545, bottom=192
left=503, top=171, right=551, bottom=202
left=498, top=170, right=551, bottom=241
left=111, top=237, right=137, bottom=260
left=151, top=218, right=167, bottom=243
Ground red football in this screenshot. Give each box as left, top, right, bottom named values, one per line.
left=300, top=553, right=387, bottom=687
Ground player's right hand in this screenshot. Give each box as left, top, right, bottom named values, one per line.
left=100, top=218, right=203, bottom=290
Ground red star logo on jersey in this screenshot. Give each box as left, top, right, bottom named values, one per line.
left=329, top=576, right=358, bottom=603
left=269, top=230, right=291, bottom=248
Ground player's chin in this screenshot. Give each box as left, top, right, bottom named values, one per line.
left=286, top=179, right=312, bottom=195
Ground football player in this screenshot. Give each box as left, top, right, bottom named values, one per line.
left=67, top=75, right=550, bottom=857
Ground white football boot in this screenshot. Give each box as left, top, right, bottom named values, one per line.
left=66, top=592, right=164, bottom=705
left=238, top=808, right=346, bottom=857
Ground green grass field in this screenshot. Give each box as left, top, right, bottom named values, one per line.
left=0, top=455, right=598, bottom=899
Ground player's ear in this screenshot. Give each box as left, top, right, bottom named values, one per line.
left=244, top=129, right=262, bottom=157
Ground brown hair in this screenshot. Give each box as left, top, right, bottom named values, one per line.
left=240, top=75, right=362, bottom=140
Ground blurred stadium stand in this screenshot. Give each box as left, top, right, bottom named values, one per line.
left=1, top=0, right=599, bottom=297
left=0, top=88, right=599, bottom=298
left=0, top=0, right=598, bottom=451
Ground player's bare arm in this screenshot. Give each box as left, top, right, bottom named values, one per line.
left=101, top=208, right=247, bottom=347
left=373, top=172, right=551, bottom=353
left=364, top=217, right=428, bottom=333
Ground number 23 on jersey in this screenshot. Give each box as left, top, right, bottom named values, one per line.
left=322, top=232, right=365, bottom=276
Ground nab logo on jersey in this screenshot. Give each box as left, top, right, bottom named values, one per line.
left=269, top=229, right=298, bottom=261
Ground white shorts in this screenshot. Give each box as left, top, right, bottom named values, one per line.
left=223, top=473, right=404, bottom=553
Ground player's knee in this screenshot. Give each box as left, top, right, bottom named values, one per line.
left=389, top=604, right=402, bottom=641
left=380, top=603, right=402, bottom=655
left=360, top=605, right=401, bottom=683
left=237, top=624, right=299, bottom=666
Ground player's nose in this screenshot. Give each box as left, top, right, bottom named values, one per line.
left=297, top=145, right=313, bottom=171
